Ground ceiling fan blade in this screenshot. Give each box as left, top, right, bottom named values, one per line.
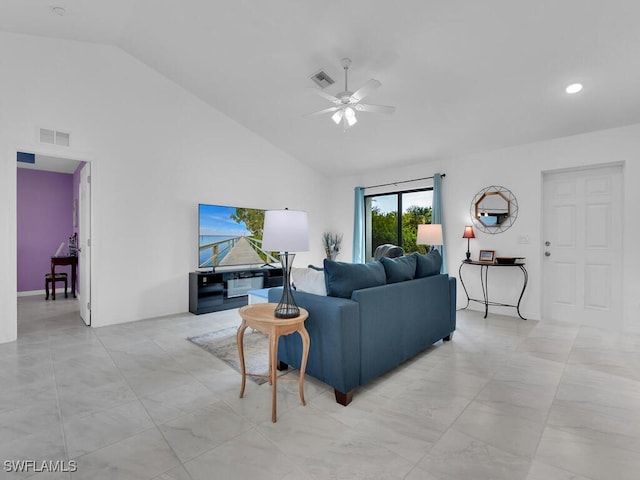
left=355, top=103, right=396, bottom=114
left=315, top=89, right=341, bottom=104
left=304, top=106, right=340, bottom=117
left=350, top=79, right=381, bottom=102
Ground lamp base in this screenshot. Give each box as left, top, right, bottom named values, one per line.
left=274, top=306, right=300, bottom=319
left=465, top=251, right=471, bottom=262
left=274, top=252, right=300, bottom=319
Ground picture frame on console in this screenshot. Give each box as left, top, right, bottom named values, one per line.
left=479, top=250, right=495, bottom=263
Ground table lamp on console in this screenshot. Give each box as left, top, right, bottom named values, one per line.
left=261, top=208, right=309, bottom=318
left=462, top=225, right=475, bottom=262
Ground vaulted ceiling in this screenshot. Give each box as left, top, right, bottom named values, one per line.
left=3, top=0, right=640, bottom=176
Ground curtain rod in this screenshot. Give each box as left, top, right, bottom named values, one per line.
left=363, top=173, right=445, bottom=190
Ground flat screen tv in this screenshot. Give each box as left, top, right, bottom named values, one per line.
left=198, top=204, right=277, bottom=269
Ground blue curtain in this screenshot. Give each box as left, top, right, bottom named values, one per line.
left=432, top=173, right=447, bottom=273
left=353, top=187, right=365, bottom=263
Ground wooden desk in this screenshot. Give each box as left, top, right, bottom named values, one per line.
left=237, top=303, right=310, bottom=423
left=51, top=256, right=78, bottom=300
left=459, top=260, right=528, bottom=320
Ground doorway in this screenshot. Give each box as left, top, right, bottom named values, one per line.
left=16, top=152, right=92, bottom=331
left=542, top=164, right=623, bottom=327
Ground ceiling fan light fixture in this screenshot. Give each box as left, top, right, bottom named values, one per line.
left=331, top=109, right=344, bottom=125
left=345, top=107, right=357, bottom=127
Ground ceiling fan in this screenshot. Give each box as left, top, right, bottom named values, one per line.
left=307, top=58, right=396, bottom=130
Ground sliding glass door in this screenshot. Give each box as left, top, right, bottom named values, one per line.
left=365, top=188, right=433, bottom=261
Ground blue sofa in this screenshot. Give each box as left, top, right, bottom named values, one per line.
left=268, top=251, right=457, bottom=406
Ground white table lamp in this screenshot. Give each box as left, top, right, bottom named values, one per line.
left=417, top=224, right=443, bottom=252
left=262, top=209, right=309, bottom=318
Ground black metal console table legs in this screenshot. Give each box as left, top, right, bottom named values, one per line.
left=458, top=261, right=528, bottom=320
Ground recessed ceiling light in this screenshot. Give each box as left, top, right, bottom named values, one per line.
left=565, top=83, right=583, bottom=94
left=50, top=6, right=66, bottom=16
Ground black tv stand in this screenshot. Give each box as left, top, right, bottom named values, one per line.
left=189, top=266, right=283, bottom=314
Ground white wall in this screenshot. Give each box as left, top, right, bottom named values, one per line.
left=0, top=33, right=329, bottom=343
left=330, top=124, right=640, bottom=333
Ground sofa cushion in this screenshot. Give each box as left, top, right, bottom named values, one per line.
left=291, top=267, right=327, bottom=296
left=379, top=255, right=417, bottom=283
left=323, top=259, right=386, bottom=298
left=413, top=250, right=442, bottom=278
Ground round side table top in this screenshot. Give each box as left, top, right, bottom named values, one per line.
left=239, top=303, right=309, bottom=327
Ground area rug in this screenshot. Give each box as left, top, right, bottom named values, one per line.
left=188, top=327, right=291, bottom=385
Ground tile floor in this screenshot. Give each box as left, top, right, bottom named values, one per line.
left=2, top=295, right=640, bottom=479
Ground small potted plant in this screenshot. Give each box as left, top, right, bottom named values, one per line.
left=322, top=232, right=343, bottom=260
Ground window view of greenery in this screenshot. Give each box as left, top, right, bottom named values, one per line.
left=366, top=189, right=433, bottom=260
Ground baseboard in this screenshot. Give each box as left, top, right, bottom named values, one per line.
left=17, top=290, right=45, bottom=297
left=17, top=289, right=70, bottom=297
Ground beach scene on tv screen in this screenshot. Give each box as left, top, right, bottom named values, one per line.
left=198, top=204, right=277, bottom=268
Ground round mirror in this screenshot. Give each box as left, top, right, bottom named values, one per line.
left=475, top=191, right=509, bottom=226
left=470, top=186, right=518, bottom=234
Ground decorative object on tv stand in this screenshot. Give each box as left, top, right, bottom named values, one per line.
left=262, top=209, right=309, bottom=318
left=322, top=232, right=343, bottom=260
left=469, top=185, right=518, bottom=234
left=417, top=224, right=443, bottom=253
left=462, top=225, right=475, bottom=262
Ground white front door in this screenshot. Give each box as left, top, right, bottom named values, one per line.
left=79, top=163, right=91, bottom=326
left=542, top=164, right=623, bottom=327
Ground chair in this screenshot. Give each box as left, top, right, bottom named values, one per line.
left=373, top=244, right=405, bottom=261
left=45, top=272, right=68, bottom=300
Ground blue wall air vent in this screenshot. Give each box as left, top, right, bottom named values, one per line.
left=17, top=152, right=35, bottom=164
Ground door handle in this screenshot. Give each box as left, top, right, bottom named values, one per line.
left=545, top=241, right=551, bottom=246
left=545, top=251, right=551, bottom=257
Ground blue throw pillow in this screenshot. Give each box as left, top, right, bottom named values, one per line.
left=413, top=250, right=442, bottom=278
left=379, top=255, right=417, bottom=283
left=323, top=259, right=386, bottom=298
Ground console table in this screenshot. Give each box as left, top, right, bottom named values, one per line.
left=51, top=256, right=78, bottom=300
left=458, top=261, right=528, bottom=320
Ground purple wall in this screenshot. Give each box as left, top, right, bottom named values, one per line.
left=72, top=163, right=83, bottom=238
left=17, top=169, right=74, bottom=292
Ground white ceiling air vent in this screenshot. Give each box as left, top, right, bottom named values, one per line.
left=310, top=70, right=335, bottom=89
left=39, top=128, right=70, bottom=147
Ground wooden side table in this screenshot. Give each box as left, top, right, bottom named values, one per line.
left=237, top=303, right=310, bottom=422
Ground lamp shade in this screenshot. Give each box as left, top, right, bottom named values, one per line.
left=462, top=225, right=476, bottom=239
left=417, top=224, right=443, bottom=246
left=262, top=209, right=309, bottom=252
